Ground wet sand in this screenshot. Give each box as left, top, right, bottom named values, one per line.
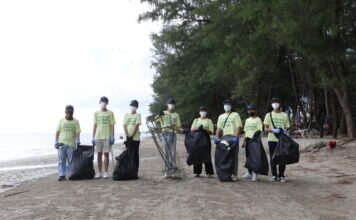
left=1, top=136, right=356, bottom=219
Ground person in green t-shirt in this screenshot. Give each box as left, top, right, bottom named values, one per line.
left=92, top=96, right=116, bottom=179
left=123, top=100, right=141, bottom=174
left=241, top=103, right=263, bottom=181
left=190, top=106, right=214, bottom=178
left=215, top=99, right=242, bottom=181
left=156, top=98, right=188, bottom=179
left=263, top=97, right=290, bottom=183
left=55, top=105, right=81, bottom=181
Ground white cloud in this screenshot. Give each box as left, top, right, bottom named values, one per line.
left=0, top=0, right=160, bottom=133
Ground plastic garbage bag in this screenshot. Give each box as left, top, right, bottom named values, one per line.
left=244, top=131, right=269, bottom=175
left=112, top=141, right=138, bottom=181
left=215, top=135, right=238, bottom=182
left=272, top=133, right=300, bottom=165
left=184, top=130, right=211, bottom=166
left=68, top=145, right=95, bottom=180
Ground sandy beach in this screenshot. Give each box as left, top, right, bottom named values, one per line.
left=1, top=136, right=356, bottom=220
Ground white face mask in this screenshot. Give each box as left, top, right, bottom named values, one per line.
left=224, top=105, right=231, bottom=112
left=130, top=106, right=137, bottom=112
left=167, top=104, right=175, bottom=110
left=199, top=111, right=207, bottom=118
left=272, top=103, right=280, bottom=110
left=101, top=102, right=107, bottom=108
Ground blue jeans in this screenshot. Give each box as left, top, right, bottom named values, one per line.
left=162, top=132, right=177, bottom=172
left=268, top=141, right=286, bottom=178
left=58, top=145, right=75, bottom=177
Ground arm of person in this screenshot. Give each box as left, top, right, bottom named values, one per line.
left=55, top=131, right=60, bottom=142
left=111, top=124, right=115, bottom=138
left=215, top=128, right=222, bottom=138
left=235, top=113, right=243, bottom=136
left=123, top=124, right=128, bottom=137
left=92, top=124, right=97, bottom=138
left=131, top=124, right=140, bottom=137
left=190, top=119, right=198, bottom=132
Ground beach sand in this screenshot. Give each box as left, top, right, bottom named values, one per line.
left=1, top=136, right=356, bottom=219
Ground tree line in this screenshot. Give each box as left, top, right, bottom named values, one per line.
left=138, top=0, right=356, bottom=139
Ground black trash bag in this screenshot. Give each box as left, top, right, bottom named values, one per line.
left=272, top=133, right=300, bottom=165
left=113, top=141, right=138, bottom=181
left=215, top=135, right=238, bottom=182
left=244, top=131, right=269, bottom=175
left=68, top=145, right=95, bottom=180
left=184, top=130, right=211, bottom=166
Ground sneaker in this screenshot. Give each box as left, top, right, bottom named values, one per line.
left=194, top=174, right=200, bottom=178
left=241, top=172, right=252, bottom=179
left=232, top=175, right=239, bottom=181
left=280, top=177, right=286, bottom=183
left=270, top=176, right=278, bottom=182
left=103, top=172, right=110, bottom=179
left=58, top=176, right=66, bottom=181
left=163, top=174, right=169, bottom=179
left=95, top=172, right=102, bottom=179
left=252, top=173, right=258, bottom=182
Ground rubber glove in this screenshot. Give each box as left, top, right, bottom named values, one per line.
left=198, top=125, right=204, bottom=131
left=76, top=139, right=81, bottom=146
left=232, top=137, right=239, bottom=145
left=54, top=140, right=60, bottom=149
left=213, top=137, right=220, bottom=145
left=109, top=136, right=115, bottom=145
left=92, top=138, right=96, bottom=146
left=273, top=128, right=281, bottom=134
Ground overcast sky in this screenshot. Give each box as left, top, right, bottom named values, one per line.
left=0, top=0, right=160, bottom=133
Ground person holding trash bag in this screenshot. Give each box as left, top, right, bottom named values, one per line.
left=241, top=103, right=263, bottom=181
left=263, top=97, right=290, bottom=182
left=190, top=106, right=214, bottom=178
left=215, top=99, right=242, bottom=181
left=156, top=98, right=188, bottom=179
left=123, top=100, right=141, bottom=174
left=55, top=105, right=81, bottom=181
left=92, top=96, right=116, bottom=179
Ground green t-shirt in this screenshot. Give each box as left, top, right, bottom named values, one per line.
left=244, top=117, right=263, bottom=139
left=56, top=118, right=81, bottom=147
left=158, top=111, right=181, bottom=133
left=191, top=118, right=214, bottom=134
left=263, top=111, right=290, bottom=142
left=94, top=110, right=116, bottom=140
left=123, top=113, right=141, bottom=141
left=217, top=112, right=242, bottom=136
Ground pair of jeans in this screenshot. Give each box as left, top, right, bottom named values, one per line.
left=162, top=132, right=177, bottom=172
left=268, top=141, right=286, bottom=178
left=130, top=141, right=140, bottom=173
left=233, top=140, right=239, bottom=176
left=193, top=162, right=214, bottom=175
left=58, top=145, right=75, bottom=177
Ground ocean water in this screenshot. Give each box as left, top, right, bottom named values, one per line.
left=0, top=133, right=127, bottom=162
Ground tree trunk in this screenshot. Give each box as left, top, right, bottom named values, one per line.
left=333, top=88, right=355, bottom=140
left=330, top=92, right=338, bottom=139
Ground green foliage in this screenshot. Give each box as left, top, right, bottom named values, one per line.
left=139, top=0, right=356, bottom=135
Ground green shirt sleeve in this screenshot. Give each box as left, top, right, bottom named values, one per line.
left=110, top=111, right=116, bottom=125
left=93, top=112, right=98, bottom=125
left=123, top=114, right=128, bottom=125
left=217, top=115, right=223, bottom=129
left=263, top=113, right=270, bottom=126
left=235, top=113, right=242, bottom=128
left=208, top=119, right=214, bottom=134
left=191, top=119, right=197, bottom=130
left=136, top=114, right=142, bottom=125
left=284, top=114, right=290, bottom=128
left=176, top=114, right=181, bottom=128
left=56, top=119, right=62, bottom=132
left=76, top=120, right=81, bottom=133
left=258, top=118, right=263, bottom=131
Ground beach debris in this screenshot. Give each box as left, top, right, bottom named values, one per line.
left=4, top=190, right=30, bottom=198
left=301, top=141, right=327, bottom=153
left=0, top=184, right=13, bottom=189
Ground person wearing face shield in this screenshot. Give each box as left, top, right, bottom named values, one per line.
left=190, top=106, right=215, bottom=178
left=55, top=105, right=81, bottom=181
left=215, top=99, right=243, bottom=181
left=263, top=97, right=290, bottom=183
left=156, top=98, right=187, bottom=179
left=241, top=104, right=263, bottom=181
left=123, top=100, right=141, bottom=174
left=92, top=96, right=116, bottom=179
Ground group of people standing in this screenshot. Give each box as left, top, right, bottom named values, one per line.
left=55, top=96, right=141, bottom=181
left=156, top=97, right=290, bottom=182
left=55, top=95, right=290, bottom=183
